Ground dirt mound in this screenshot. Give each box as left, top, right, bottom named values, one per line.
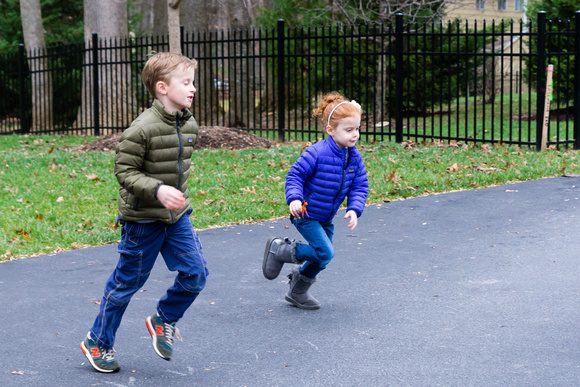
left=78, top=126, right=276, bottom=152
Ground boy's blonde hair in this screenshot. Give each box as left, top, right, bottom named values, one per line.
left=312, top=92, right=361, bottom=131
left=142, top=52, right=198, bottom=97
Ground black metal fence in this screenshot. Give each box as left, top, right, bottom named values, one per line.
left=1, top=11, right=579, bottom=149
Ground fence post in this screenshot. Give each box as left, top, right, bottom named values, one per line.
left=277, top=19, right=286, bottom=142
left=92, top=33, right=100, bottom=136
left=575, top=11, right=580, bottom=149
left=180, top=25, right=185, bottom=55
left=17, top=44, right=28, bottom=134
left=536, top=11, right=547, bottom=151
left=395, top=13, right=404, bottom=143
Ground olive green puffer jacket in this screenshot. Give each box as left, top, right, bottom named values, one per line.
left=115, top=99, right=198, bottom=224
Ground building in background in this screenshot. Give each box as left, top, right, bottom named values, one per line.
left=445, top=0, right=530, bottom=96
left=445, top=0, right=528, bottom=24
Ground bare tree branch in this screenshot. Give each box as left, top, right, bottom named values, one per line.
left=322, top=0, right=456, bottom=26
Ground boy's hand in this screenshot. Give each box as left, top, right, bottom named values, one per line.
left=289, top=200, right=303, bottom=217
left=157, top=185, right=186, bottom=211
left=344, top=210, right=358, bottom=231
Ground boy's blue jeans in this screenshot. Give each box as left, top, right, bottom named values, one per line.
left=90, top=209, right=208, bottom=350
left=293, top=218, right=335, bottom=278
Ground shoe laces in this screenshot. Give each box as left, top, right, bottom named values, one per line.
left=164, top=323, right=182, bottom=346
left=101, top=348, right=116, bottom=362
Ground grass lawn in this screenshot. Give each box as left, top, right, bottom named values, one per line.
left=1, top=133, right=579, bottom=261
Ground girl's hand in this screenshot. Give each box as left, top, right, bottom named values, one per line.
left=344, top=210, right=358, bottom=231
left=289, top=200, right=303, bottom=217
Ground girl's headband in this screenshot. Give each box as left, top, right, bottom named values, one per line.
left=327, top=100, right=362, bottom=127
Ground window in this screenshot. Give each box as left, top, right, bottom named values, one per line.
left=498, top=0, right=508, bottom=11
left=476, top=0, right=485, bottom=10
left=515, top=0, right=523, bottom=12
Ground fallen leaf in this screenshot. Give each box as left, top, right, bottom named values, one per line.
left=15, top=229, right=31, bottom=240
left=387, top=171, right=400, bottom=183
left=240, top=186, right=256, bottom=194
left=446, top=162, right=459, bottom=172
left=85, top=173, right=99, bottom=181
left=56, top=196, right=64, bottom=202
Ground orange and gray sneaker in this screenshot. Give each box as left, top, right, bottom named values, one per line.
left=146, top=314, right=182, bottom=360
left=80, top=332, right=120, bottom=373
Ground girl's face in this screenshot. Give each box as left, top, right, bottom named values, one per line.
left=326, top=115, right=361, bottom=148
left=157, top=66, right=197, bottom=112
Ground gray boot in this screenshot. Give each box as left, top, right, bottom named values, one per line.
left=262, top=237, right=300, bottom=280
left=285, top=268, right=321, bottom=310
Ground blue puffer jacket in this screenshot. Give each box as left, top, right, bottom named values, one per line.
left=285, top=136, right=369, bottom=223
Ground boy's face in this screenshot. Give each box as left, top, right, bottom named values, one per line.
left=326, top=115, right=361, bottom=148
left=156, top=66, right=196, bottom=112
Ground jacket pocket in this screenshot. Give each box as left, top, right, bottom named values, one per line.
left=117, top=221, right=145, bottom=255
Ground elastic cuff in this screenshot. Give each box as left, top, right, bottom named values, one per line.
left=155, top=184, right=163, bottom=199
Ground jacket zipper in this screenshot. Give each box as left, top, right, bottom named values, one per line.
left=170, top=117, right=184, bottom=223
left=176, top=117, right=184, bottom=189
left=326, top=149, right=348, bottom=223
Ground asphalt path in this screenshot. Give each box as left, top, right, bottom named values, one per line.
left=1, top=176, right=580, bottom=386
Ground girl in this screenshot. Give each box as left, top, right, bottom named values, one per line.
left=262, top=92, right=369, bottom=309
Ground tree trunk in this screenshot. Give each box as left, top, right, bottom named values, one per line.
left=368, top=1, right=394, bottom=124
left=134, top=0, right=155, bottom=36
left=153, top=0, right=168, bottom=35
left=180, top=0, right=214, bottom=124
left=182, top=0, right=251, bottom=128
left=168, top=0, right=181, bottom=53
left=75, top=0, right=137, bottom=135
left=226, top=0, right=252, bottom=127
left=374, top=1, right=390, bottom=124
left=19, top=0, right=53, bottom=131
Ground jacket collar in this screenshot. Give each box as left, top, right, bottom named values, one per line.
left=326, top=135, right=352, bottom=158
left=152, top=99, right=192, bottom=124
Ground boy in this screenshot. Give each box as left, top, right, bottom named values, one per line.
left=80, top=52, right=208, bottom=373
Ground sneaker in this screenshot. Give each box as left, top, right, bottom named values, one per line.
left=146, top=314, right=182, bottom=360
left=80, top=332, right=120, bottom=373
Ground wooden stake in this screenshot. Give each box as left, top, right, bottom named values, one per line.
left=541, top=64, right=554, bottom=151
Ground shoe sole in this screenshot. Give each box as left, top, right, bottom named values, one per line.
left=80, top=340, right=120, bottom=373
left=146, top=316, right=171, bottom=361
left=284, top=295, right=321, bottom=310
left=262, top=236, right=279, bottom=280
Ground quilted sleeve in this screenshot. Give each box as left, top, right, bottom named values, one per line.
left=114, top=126, right=163, bottom=202
left=285, top=146, right=317, bottom=205
left=346, top=156, right=369, bottom=218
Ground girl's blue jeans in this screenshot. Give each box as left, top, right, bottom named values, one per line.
left=292, top=217, right=335, bottom=278
left=90, top=209, right=208, bottom=350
